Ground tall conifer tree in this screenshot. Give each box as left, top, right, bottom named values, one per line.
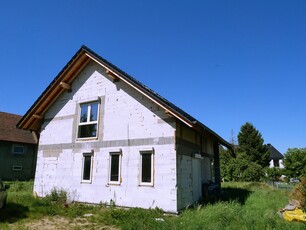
left=237, top=122, right=270, bottom=168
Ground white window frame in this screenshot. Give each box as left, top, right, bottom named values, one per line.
left=108, top=151, right=122, bottom=185
left=139, top=149, right=154, bottom=186
left=12, top=145, right=26, bottom=155
left=81, top=151, right=94, bottom=183
left=12, top=165, right=23, bottom=171
left=77, top=100, right=100, bottom=140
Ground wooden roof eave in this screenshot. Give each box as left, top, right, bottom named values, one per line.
left=17, top=52, right=91, bottom=131
left=84, top=53, right=195, bottom=128
left=18, top=46, right=232, bottom=152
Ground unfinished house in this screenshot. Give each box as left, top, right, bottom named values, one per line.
left=0, top=112, right=37, bottom=180
left=17, top=46, right=232, bottom=213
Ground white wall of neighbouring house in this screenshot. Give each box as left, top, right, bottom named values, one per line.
left=34, top=60, right=178, bottom=212
left=269, top=159, right=284, bottom=168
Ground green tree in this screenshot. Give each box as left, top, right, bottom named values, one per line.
left=283, top=148, right=306, bottom=179
left=237, top=122, right=270, bottom=168
left=219, top=147, right=234, bottom=181
left=265, top=167, right=283, bottom=184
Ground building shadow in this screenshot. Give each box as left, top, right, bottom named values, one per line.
left=0, top=203, right=29, bottom=223
left=219, top=187, right=252, bottom=205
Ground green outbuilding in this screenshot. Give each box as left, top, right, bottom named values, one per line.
left=0, top=112, right=37, bottom=180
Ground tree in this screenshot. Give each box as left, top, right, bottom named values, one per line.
left=237, top=122, right=270, bottom=168
left=283, top=148, right=306, bottom=179
left=220, top=123, right=270, bottom=182
left=265, top=167, right=283, bottom=184
left=219, top=147, right=234, bottom=181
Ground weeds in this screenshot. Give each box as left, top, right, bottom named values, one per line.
left=1, top=181, right=306, bottom=229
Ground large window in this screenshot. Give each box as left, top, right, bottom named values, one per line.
left=82, top=152, right=93, bottom=182
left=140, top=150, right=154, bottom=186
left=78, top=101, right=99, bottom=139
left=109, top=152, right=122, bottom=184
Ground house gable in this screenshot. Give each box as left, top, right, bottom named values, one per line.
left=39, top=60, right=176, bottom=146
left=17, top=45, right=231, bottom=150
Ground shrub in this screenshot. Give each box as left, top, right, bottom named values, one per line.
left=290, top=178, right=306, bottom=211
left=44, top=188, right=67, bottom=204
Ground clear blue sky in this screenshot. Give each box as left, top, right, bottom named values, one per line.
left=1, top=0, right=305, bottom=154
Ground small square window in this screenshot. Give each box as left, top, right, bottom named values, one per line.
left=109, top=152, right=122, bottom=184
left=82, top=152, right=93, bottom=183
left=12, top=145, right=26, bottom=154
left=78, top=101, right=99, bottom=139
left=12, top=166, right=23, bottom=171
left=140, top=150, right=154, bottom=186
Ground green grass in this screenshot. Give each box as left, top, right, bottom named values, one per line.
left=0, top=181, right=305, bottom=229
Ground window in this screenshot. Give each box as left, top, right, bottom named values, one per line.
left=109, top=152, right=122, bottom=184
left=140, top=150, right=154, bottom=186
left=12, top=145, right=26, bottom=154
left=78, top=101, right=99, bottom=139
left=82, top=152, right=93, bottom=182
left=273, top=159, right=280, bottom=167
left=12, top=166, right=23, bottom=171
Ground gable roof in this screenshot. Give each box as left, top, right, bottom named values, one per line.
left=17, top=45, right=232, bottom=149
left=0, top=112, right=37, bottom=144
left=267, top=144, right=284, bottom=160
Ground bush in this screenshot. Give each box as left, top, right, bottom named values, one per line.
left=290, top=178, right=306, bottom=211
left=225, top=159, right=264, bottom=182
left=265, top=167, right=283, bottom=183
left=42, top=188, right=67, bottom=204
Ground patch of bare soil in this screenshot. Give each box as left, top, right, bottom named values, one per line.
left=8, top=216, right=117, bottom=230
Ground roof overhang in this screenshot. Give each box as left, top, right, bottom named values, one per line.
left=17, top=45, right=233, bottom=150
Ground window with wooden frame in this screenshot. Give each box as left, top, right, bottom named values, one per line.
left=78, top=101, right=99, bottom=139
left=109, top=151, right=122, bottom=184
left=140, top=150, right=154, bottom=186
left=82, top=152, right=94, bottom=183
left=12, top=145, right=26, bottom=155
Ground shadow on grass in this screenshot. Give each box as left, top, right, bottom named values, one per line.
left=220, top=187, right=252, bottom=205
left=0, top=203, right=29, bottom=223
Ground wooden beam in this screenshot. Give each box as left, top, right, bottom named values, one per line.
left=106, top=69, right=119, bottom=82
left=165, top=110, right=173, bottom=117
left=60, top=81, right=71, bottom=89
left=32, top=114, right=43, bottom=119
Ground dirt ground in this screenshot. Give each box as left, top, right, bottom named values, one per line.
left=8, top=216, right=117, bottom=230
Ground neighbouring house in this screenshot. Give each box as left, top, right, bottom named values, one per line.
left=267, top=143, right=284, bottom=168
left=0, top=112, right=37, bottom=180
left=17, top=46, right=232, bottom=213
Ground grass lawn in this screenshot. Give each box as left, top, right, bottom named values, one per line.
left=0, top=181, right=305, bottom=229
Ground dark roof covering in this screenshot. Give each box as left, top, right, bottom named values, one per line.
left=17, top=45, right=232, bottom=149
left=267, top=144, right=284, bottom=160
left=0, top=112, right=37, bottom=144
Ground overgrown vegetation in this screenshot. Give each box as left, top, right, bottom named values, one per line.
left=0, top=181, right=305, bottom=229
left=290, top=178, right=306, bottom=212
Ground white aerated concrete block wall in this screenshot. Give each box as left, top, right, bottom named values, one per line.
left=34, top=61, right=178, bottom=212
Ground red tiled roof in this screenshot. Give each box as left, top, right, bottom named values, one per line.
left=0, top=112, right=37, bottom=144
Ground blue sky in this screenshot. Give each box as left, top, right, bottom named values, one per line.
left=0, top=0, right=305, bottom=154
